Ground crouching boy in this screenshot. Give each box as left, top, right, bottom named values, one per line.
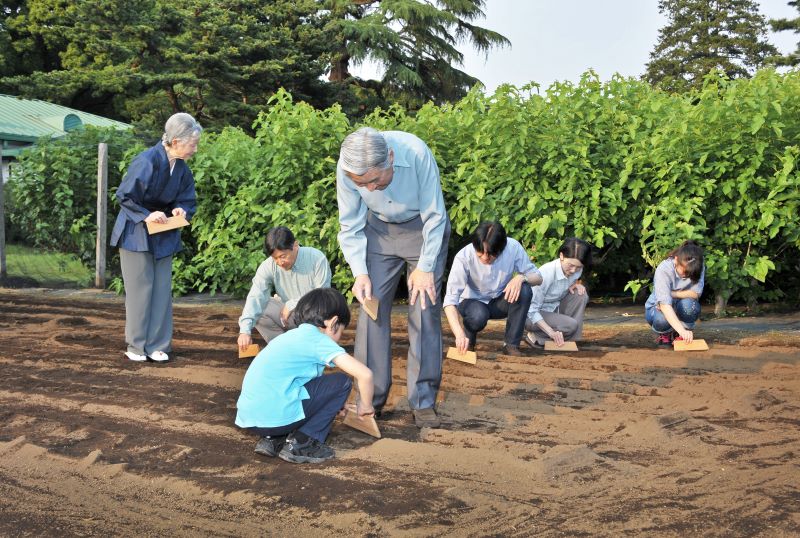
left=236, top=288, right=374, bottom=464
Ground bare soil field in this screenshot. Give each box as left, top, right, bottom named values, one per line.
left=1, top=290, right=799, bottom=537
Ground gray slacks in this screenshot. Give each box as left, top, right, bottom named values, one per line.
left=254, top=297, right=297, bottom=343
left=120, top=248, right=173, bottom=356
left=355, top=213, right=450, bottom=411
left=527, top=291, right=589, bottom=345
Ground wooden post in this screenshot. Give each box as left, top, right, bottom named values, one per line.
left=0, top=143, right=6, bottom=280
left=95, top=143, right=108, bottom=288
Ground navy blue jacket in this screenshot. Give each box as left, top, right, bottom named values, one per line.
left=110, top=143, right=197, bottom=259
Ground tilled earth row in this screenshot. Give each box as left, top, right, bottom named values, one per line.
left=1, top=291, right=798, bottom=536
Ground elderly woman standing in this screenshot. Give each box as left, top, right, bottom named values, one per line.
left=110, top=113, right=202, bottom=363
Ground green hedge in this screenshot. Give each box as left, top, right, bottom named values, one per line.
left=7, top=70, right=800, bottom=310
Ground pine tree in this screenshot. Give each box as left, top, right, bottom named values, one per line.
left=0, top=0, right=333, bottom=130
left=645, top=0, right=778, bottom=93
left=322, top=0, right=509, bottom=107
left=770, top=1, right=800, bottom=66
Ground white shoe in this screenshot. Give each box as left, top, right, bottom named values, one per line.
left=149, top=351, right=169, bottom=362
left=125, top=351, right=147, bottom=362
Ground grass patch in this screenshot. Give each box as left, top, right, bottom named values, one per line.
left=2, top=244, right=93, bottom=288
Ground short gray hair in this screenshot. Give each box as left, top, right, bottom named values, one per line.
left=162, top=112, right=202, bottom=145
left=339, top=127, right=391, bottom=176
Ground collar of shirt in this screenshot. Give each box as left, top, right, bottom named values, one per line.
left=554, top=260, right=568, bottom=281
left=393, top=151, right=410, bottom=169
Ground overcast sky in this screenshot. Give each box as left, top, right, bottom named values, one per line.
left=353, top=0, right=799, bottom=93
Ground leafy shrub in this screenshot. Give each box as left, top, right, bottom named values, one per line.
left=7, top=127, right=143, bottom=271
left=7, top=75, right=799, bottom=311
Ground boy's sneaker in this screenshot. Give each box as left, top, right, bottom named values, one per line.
left=254, top=435, right=287, bottom=458
left=278, top=435, right=335, bottom=464
left=655, top=332, right=675, bottom=346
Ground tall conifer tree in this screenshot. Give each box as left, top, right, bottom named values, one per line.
left=770, top=1, right=800, bottom=66
left=645, top=0, right=778, bottom=92
left=323, top=0, right=509, bottom=106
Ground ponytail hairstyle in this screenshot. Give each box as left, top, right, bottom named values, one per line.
left=558, top=237, right=592, bottom=270
left=291, top=288, right=351, bottom=330
left=668, top=240, right=704, bottom=282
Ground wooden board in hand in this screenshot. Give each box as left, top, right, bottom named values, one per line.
left=342, top=404, right=381, bottom=438
left=146, top=215, right=189, bottom=235
left=362, top=297, right=379, bottom=321
left=544, top=341, right=579, bottom=352
left=238, top=344, right=260, bottom=358
left=446, top=346, right=477, bottom=364
left=673, top=339, right=709, bottom=351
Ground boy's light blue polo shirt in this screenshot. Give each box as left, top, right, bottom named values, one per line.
left=235, top=323, right=345, bottom=428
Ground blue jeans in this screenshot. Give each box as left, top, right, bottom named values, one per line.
left=457, top=284, right=533, bottom=347
left=249, top=372, right=352, bottom=442
left=645, top=298, right=701, bottom=334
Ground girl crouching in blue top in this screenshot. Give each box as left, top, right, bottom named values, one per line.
left=645, top=240, right=705, bottom=346
left=236, top=288, right=374, bottom=464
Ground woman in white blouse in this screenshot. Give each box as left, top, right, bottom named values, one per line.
left=524, top=238, right=592, bottom=348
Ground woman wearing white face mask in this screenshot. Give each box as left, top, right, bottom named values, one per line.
left=524, top=238, right=593, bottom=349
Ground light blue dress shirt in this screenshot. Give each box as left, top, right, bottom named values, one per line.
left=526, top=258, right=584, bottom=324
left=443, top=238, right=540, bottom=307
left=235, top=324, right=345, bottom=428
left=645, top=257, right=705, bottom=310
left=238, top=247, right=332, bottom=334
left=336, top=131, right=448, bottom=276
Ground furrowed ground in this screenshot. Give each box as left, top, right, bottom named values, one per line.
left=1, top=289, right=798, bottom=537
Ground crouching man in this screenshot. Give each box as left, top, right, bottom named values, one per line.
left=238, top=226, right=332, bottom=351
left=444, top=221, right=542, bottom=356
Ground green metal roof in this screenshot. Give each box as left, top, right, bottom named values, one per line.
left=0, top=94, right=131, bottom=144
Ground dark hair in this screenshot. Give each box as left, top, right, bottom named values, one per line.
left=558, top=237, right=593, bottom=269
left=264, top=226, right=295, bottom=255
left=471, top=221, right=507, bottom=258
left=291, top=288, right=351, bottom=330
left=668, top=240, right=704, bottom=282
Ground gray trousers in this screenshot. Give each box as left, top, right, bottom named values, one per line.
left=355, top=213, right=451, bottom=411
left=120, top=249, right=173, bottom=356
left=527, top=292, right=589, bottom=345
left=254, top=297, right=298, bottom=343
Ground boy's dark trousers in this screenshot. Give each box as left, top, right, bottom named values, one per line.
left=250, top=373, right=352, bottom=442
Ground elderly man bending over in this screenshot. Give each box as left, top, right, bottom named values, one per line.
left=336, top=127, right=450, bottom=429
left=238, top=226, right=332, bottom=350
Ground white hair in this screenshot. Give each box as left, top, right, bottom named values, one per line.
left=338, top=127, right=391, bottom=176
left=162, top=113, right=202, bottom=145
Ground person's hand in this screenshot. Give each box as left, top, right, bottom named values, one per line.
left=357, top=399, right=375, bottom=417
left=280, top=305, right=291, bottom=327
left=455, top=333, right=470, bottom=354
left=408, top=269, right=436, bottom=310
left=145, top=211, right=168, bottom=223
left=569, top=282, right=586, bottom=295
left=503, top=275, right=525, bottom=303
left=352, top=274, right=372, bottom=304
left=237, top=333, right=253, bottom=350
left=549, top=330, right=565, bottom=346
left=678, top=329, right=694, bottom=344
left=172, top=207, right=187, bottom=218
